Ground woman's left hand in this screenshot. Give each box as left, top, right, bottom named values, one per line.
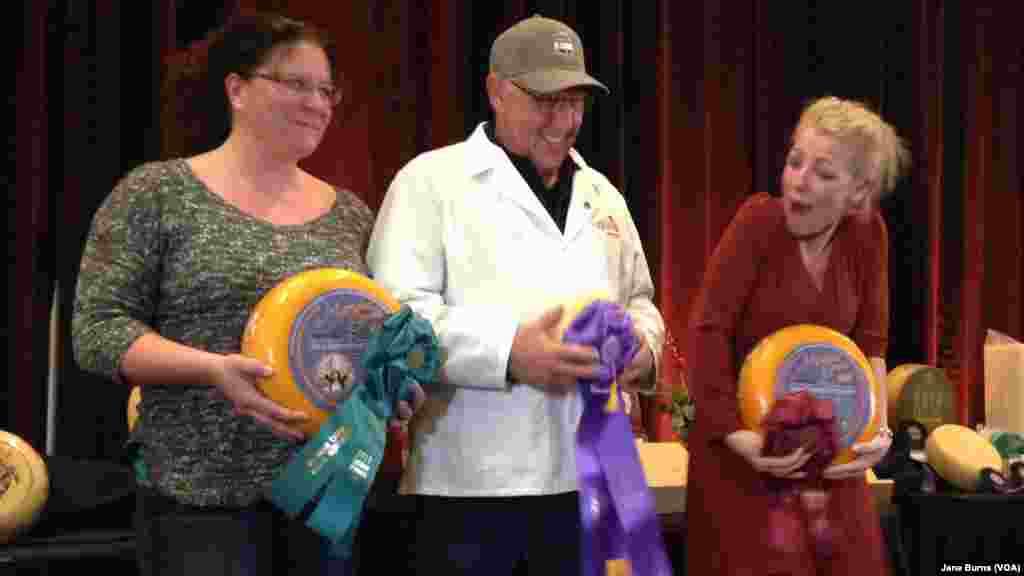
left=821, top=429, right=892, bottom=479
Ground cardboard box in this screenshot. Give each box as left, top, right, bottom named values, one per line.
left=635, top=441, right=897, bottom=519
left=636, top=440, right=687, bottom=514
left=866, top=468, right=893, bottom=515
left=985, top=339, right=1024, bottom=434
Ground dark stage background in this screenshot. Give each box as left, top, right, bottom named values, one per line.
left=13, top=1, right=1022, bottom=461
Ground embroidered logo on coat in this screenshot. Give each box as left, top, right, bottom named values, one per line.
left=594, top=215, right=621, bottom=237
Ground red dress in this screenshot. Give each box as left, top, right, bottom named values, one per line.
left=684, top=193, right=891, bottom=575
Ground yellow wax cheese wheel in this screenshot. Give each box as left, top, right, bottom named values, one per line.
left=738, top=324, right=881, bottom=465
left=925, top=424, right=1004, bottom=491
left=886, top=363, right=926, bottom=423
left=127, top=386, right=141, bottom=432
left=886, top=364, right=955, bottom=433
left=242, top=268, right=400, bottom=437
left=0, top=431, right=49, bottom=544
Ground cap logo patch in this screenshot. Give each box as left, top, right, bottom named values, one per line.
left=553, top=32, right=575, bottom=56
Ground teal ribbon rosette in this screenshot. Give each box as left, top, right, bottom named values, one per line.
left=268, top=305, right=441, bottom=557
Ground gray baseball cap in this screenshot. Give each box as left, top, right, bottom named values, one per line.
left=489, top=15, right=609, bottom=95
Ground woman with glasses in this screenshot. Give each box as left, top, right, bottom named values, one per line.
left=72, top=12, right=420, bottom=576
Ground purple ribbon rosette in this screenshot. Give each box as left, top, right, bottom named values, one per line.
left=563, top=300, right=672, bottom=576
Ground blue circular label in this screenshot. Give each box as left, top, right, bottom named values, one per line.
left=288, top=289, right=392, bottom=411
left=775, top=343, right=871, bottom=450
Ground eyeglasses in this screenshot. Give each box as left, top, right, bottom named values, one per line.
left=511, top=82, right=590, bottom=116
left=249, top=72, right=343, bottom=107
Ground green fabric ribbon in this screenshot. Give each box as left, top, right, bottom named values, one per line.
left=268, top=305, right=441, bottom=557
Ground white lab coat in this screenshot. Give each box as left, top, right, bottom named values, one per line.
left=367, top=123, right=664, bottom=497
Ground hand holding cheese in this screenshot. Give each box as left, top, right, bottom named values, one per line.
left=619, top=334, right=654, bottom=391
left=821, top=427, right=892, bottom=480
left=737, top=324, right=884, bottom=474
left=566, top=291, right=655, bottom=393
left=508, top=305, right=602, bottom=392
left=210, top=352, right=310, bottom=441
left=726, top=429, right=814, bottom=479
left=119, top=332, right=309, bottom=440
left=824, top=356, right=892, bottom=479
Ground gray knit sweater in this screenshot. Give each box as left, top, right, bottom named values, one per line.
left=72, top=159, right=374, bottom=507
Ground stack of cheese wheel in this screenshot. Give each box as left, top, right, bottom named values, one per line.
left=242, top=268, right=401, bottom=437
left=886, top=364, right=955, bottom=433
left=1, top=431, right=49, bottom=544
left=738, top=324, right=881, bottom=465
left=924, top=424, right=1003, bottom=491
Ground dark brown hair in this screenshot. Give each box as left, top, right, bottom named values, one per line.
left=160, top=12, right=336, bottom=158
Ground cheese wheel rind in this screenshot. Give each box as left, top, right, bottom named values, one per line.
left=924, top=424, right=1004, bottom=491
left=886, top=363, right=927, bottom=426
left=738, top=324, right=881, bottom=465
left=0, top=431, right=49, bottom=544
left=242, top=268, right=400, bottom=437
left=887, top=364, right=955, bottom=433
left=127, top=385, right=141, bottom=432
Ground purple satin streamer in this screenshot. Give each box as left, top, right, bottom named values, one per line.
left=565, top=301, right=673, bottom=576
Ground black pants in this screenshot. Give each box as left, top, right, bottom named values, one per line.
left=412, top=492, right=582, bottom=576
left=134, top=486, right=354, bottom=576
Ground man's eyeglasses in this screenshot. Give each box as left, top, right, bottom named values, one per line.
left=249, top=72, right=343, bottom=107
left=511, top=82, right=590, bottom=115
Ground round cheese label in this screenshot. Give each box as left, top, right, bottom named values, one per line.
left=1, top=430, right=49, bottom=544
left=287, top=289, right=393, bottom=412
left=242, top=269, right=400, bottom=437
left=738, top=324, right=881, bottom=465
left=775, top=343, right=873, bottom=453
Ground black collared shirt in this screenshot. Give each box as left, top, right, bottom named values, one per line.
left=485, top=123, right=577, bottom=233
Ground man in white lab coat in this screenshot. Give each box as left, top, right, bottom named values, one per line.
left=366, top=14, right=665, bottom=575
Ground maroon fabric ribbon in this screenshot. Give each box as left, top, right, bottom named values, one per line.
left=760, top=390, right=839, bottom=561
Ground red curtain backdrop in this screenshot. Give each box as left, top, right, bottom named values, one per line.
left=12, top=1, right=1022, bottom=455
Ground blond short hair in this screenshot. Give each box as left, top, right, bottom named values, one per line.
left=795, top=96, right=911, bottom=197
